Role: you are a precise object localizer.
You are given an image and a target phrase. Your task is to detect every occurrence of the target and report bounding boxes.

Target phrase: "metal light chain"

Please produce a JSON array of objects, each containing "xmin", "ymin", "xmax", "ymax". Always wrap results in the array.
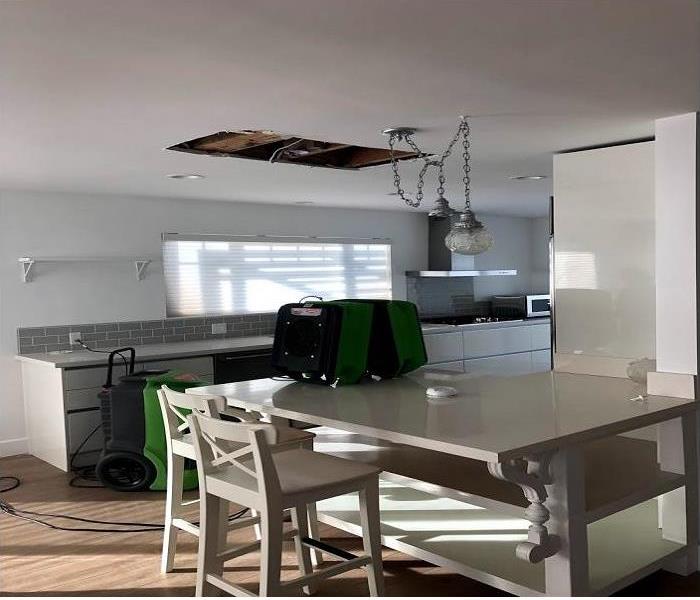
[
  {"xmin": 388, "ymin": 132, "xmax": 422, "ymax": 208},
  {"xmin": 387, "ymin": 118, "xmax": 468, "ymax": 209},
  {"xmin": 461, "ymin": 117, "xmax": 472, "ymax": 211}
]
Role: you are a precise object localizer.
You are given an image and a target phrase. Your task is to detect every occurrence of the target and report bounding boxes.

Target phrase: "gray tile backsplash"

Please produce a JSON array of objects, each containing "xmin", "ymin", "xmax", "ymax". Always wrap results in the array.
[
  {"xmin": 406, "ymin": 276, "xmax": 489, "ymax": 317},
  {"xmin": 17, "ymin": 313, "xmax": 277, "ymax": 354}
]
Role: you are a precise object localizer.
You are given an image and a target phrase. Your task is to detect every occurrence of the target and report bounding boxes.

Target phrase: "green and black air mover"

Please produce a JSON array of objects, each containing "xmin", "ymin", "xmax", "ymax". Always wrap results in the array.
[
  {"xmin": 336, "ymin": 299, "xmax": 427, "ymax": 378},
  {"xmin": 271, "ymin": 299, "xmax": 427, "ymax": 384},
  {"xmin": 95, "ymin": 348, "xmax": 205, "ymax": 492},
  {"xmin": 271, "ymin": 301, "xmax": 374, "ymax": 385}
]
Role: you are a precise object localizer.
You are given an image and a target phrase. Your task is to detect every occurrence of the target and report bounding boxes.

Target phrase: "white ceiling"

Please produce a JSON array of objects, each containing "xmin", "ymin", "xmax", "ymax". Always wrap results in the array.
[{"xmin": 1, "ymin": 0, "xmax": 698, "ymax": 217}]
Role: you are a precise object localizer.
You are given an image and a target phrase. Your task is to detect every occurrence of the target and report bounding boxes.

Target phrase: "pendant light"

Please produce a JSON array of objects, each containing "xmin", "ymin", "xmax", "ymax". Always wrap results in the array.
[
  {"xmin": 444, "ymin": 118, "xmax": 494, "ymax": 255},
  {"xmin": 384, "ymin": 117, "xmax": 493, "ymax": 254}
]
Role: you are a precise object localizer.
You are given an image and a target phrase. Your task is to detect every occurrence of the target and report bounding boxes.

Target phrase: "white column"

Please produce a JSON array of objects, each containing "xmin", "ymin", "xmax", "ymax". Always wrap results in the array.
[
  {"xmin": 650, "ymin": 112, "xmax": 699, "ymax": 567},
  {"xmin": 653, "ymin": 112, "xmax": 698, "ymax": 379}
]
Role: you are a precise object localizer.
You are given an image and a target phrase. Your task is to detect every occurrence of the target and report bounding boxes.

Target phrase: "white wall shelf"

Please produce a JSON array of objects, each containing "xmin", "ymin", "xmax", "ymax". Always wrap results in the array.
[{"xmin": 17, "ymin": 256, "xmax": 160, "ymax": 283}]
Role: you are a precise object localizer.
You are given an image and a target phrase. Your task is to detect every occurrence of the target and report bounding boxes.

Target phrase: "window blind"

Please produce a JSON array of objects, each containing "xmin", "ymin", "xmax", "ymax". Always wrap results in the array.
[{"xmin": 162, "ymin": 234, "xmax": 393, "ymax": 317}]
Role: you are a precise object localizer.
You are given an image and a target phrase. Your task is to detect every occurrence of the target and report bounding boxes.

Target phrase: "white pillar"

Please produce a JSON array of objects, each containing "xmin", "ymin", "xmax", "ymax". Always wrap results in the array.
[
  {"xmin": 650, "ymin": 113, "xmax": 699, "ymax": 565},
  {"xmin": 653, "ymin": 112, "xmax": 699, "ymax": 380}
]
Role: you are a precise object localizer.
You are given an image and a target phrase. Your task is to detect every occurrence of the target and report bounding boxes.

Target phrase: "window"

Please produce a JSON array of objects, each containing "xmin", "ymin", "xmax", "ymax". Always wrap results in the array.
[{"xmin": 162, "ymin": 234, "xmax": 392, "ymax": 317}]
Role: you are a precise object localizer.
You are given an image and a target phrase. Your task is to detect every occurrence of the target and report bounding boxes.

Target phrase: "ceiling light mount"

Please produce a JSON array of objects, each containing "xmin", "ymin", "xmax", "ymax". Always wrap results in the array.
[
  {"xmin": 167, "ymin": 173, "xmax": 205, "ymax": 180},
  {"xmin": 382, "ymin": 127, "xmax": 417, "ymax": 140},
  {"xmin": 509, "ymin": 175, "xmax": 547, "ymax": 181}
]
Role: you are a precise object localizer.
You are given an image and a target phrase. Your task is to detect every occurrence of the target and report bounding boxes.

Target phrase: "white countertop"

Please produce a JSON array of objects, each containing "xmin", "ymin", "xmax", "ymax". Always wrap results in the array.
[
  {"xmin": 420, "ymin": 317, "xmax": 550, "ymax": 335},
  {"xmin": 15, "ymin": 318, "xmax": 548, "ymax": 368},
  {"xmin": 188, "ymin": 369, "xmax": 695, "ymax": 463},
  {"xmin": 15, "ymin": 336, "xmax": 274, "ymax": 368}
]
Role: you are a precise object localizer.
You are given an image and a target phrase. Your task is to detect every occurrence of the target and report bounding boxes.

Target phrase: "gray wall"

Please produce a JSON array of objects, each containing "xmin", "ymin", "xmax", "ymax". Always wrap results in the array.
[
  {"xmin": 409, "ymin": 214, "xmax": 550, "ymax": 315},
  {"xmin": 0, "ymin": 190, "xmax": 428, "ymax": 454},
  {"xmin": 473, "ymin": 214, "xmax": 550, "ymax": 300}
]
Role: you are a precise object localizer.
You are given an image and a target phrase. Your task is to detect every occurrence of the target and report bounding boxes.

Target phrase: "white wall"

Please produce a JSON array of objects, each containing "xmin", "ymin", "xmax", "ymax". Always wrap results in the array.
[
  {"xmin": 0, "ymin": 190, "xmax": 428, "ymax": 454},
  {"xmin": 472, "ymin": 214, "xmax": 550, "ymax": 300},
  {"xmin": 553, "ymin": 142, "xmax": 656, "ymax": 374},
  {"xmin": 655, "ymin": 113, "xmax": 698, "ymax": 375}
]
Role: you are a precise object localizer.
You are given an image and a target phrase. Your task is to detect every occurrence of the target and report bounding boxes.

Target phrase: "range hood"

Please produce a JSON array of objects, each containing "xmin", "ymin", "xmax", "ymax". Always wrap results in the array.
[{"xmin": 405, "ymin": 217, "xmax": 517, "ymax": 278}]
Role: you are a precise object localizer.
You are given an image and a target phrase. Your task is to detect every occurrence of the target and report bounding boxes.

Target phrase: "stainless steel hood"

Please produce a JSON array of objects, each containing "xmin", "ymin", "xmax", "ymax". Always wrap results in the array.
[
  {"xmin": 406, "ymin": 217, "xmax": 517, "ymax": 278},
  {"xmin": 406, "ymin": 269, "xmax": 517, "ymax": 277}
]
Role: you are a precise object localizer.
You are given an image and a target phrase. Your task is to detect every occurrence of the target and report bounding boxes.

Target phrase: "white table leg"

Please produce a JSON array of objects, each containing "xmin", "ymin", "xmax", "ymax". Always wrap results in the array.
[
  {"xmin": 543, "ymin": 447, "xmax": 589, "ymax": 596},
  {"xmin": 681, "ymin": 411, "xmax": 699, "ymax": 573},
  {"xmin": 488, "ymin": 452, "xmax": 560, "ymax": 564},
  {"xmin": 489, "ymin": 447, "xmax": 588, "ymax": 596},
  {"xmin": 665, "ymin": 412, "xmax": 700, "ymax": 575}
]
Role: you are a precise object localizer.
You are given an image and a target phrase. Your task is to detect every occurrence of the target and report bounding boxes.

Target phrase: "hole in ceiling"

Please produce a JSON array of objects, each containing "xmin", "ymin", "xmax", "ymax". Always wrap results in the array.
[{"xmin": 167, "ymin": 129, "xmax": 423, "ymax": 170}]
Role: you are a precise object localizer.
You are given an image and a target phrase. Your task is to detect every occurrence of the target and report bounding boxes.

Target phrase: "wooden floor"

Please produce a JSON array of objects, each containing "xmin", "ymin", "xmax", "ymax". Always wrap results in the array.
[{"xmin": 2, "ymin": 455, "xmax": 700, "ymax": 597}]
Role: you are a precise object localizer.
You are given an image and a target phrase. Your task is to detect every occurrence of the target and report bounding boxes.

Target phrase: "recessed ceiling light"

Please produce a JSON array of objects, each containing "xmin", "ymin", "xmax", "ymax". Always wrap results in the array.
[
  {"xmin": 294, "ymin": 200, "xmax": 315, "ymax": 205},
  {"xmin": 167, "ymin": 173, "xmax": 205, "ymax": 180},
  {"xmin": 509, "ymin": 175, "xmax": 547, "ymax": 181}
]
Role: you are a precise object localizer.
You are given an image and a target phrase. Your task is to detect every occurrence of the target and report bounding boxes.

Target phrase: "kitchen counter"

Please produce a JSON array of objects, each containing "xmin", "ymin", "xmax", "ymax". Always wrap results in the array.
[
  {"xmin": 420, "ymin": 316, "xmax": 550, "ymax": 335},
  {"xmin": 16, "ymin": 319, "xmax": 551, "ymax": 367},
  {"xmin": 15, "ymin": 335, "xmax": 274, "ymax": 368}
]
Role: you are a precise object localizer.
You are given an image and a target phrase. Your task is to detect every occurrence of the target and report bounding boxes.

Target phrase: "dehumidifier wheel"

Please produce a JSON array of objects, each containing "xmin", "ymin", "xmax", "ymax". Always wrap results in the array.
[{"xmin": 95, "ymin": 451, "xmax": 156, "ymax": 492}]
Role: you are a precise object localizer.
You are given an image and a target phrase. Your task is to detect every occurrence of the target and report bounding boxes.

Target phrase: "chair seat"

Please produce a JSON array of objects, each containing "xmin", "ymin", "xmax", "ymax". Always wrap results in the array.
[{"xmin": 209, "ymin": 448, "xmax": 381, "ymax": 504}]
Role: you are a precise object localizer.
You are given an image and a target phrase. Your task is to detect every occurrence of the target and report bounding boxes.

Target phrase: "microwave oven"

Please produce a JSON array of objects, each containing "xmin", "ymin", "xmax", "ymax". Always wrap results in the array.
[{"xmin": 492, "ymin": 294, "xmax": 551, "ymax": 318}]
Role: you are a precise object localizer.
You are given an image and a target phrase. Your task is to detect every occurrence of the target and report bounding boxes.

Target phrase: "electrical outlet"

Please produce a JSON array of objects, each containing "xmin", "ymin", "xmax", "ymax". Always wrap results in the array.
[
  {"xmin": 69, "ymin": 331, "xmax": 82, "ymax": 345},
  {"xmin": 211, "ymin": 323, "xmax": 227, "ymax": 335}
]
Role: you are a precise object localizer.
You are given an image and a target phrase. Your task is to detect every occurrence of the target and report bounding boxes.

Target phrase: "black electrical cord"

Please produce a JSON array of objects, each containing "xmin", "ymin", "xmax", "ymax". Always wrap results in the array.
[
  {"xmin": 0, "ymin": 496, "xmax": 249, "ymax": 533},
  {"xmin": 0, "ymin": 476, "xmax": 20, "ymax": 493},
  {"xmin": 68, "ymin": 424, "xmax": 102, "ymax": 488},
  {"xmin": 76, "ymin": 340, "xmax": 130, "ymax": 375}
]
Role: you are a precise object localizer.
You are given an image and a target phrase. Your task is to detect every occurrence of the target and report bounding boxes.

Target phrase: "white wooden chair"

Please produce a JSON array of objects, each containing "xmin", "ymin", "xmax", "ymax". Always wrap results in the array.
[
  {"xmin": 157, "ymin": 385, "xmax": 316, "ymax": 574},
  {"xmin": 189, "ymin": 412, "xmax": 385, "ymax": 597}
]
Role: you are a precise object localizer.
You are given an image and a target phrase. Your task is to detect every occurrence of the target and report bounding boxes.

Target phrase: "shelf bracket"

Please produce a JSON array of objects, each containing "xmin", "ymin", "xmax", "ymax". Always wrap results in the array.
[
  {"xmin": 488, "ymin": 452, "xmax": 560, "ymax": 563},
  {"xmin": 134, "ymin": 259, "xmax": 151, "ymax": 281},
  {"xmin": 19, "ymin": 257, "xmax": 35, "ymax": 283}
]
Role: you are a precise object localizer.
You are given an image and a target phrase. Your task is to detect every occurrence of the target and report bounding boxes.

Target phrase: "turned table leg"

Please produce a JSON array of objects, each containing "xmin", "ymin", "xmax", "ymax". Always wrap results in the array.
[{"xmin": 488, "ymin": 447, "xmax": 589, "ymax": 596}]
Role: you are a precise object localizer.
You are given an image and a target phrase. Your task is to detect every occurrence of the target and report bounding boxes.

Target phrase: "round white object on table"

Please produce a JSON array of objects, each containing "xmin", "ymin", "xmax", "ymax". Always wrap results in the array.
[{"xmin": 425, "ymin": 386, "xmax": 459, "ymax": 399}]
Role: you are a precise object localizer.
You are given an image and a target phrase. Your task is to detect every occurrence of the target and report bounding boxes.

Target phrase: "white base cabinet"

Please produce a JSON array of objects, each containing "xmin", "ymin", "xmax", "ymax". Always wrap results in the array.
[
  {"xmin": 424, "ymin": 321, "xmax": 551, "ymax": 376},
  {"xmin": 21, "ymin": 356, "xmax": 213, "ymax": 471}
]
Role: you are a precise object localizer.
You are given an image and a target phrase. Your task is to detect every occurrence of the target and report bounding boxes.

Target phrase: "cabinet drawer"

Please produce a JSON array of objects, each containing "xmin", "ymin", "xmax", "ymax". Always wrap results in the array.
[
  {"xmin": 463, "ymin": 352, "xmax": 533, "ymax": 376},
  {"xmin": 66, "ymin": 388, "xmax": 103, "ymax": 411},
  {"xmin": 462, "ymin": 326, "xmax": 531, "ymax": 359},
  {"xmin": 140, "ymin": 356, "xmax": 213, "ymax": 375},
  {"xmin": 427, "ymin": 360, "xmax": 465, "ymax": 373},
  {"xmin": 423, "ymin": 332, "xmax": 464, "ymax": 364},
  {"xmin": 531, "ymin": 349, "xmax": 552, "ymax": 372},
  {"xmin": 63, "ymin": 356, "xmax": 214, "ymax": 390},
  {"xmin": 530, "ymin": 324, "xmax": 551, "ymax": 350},
  {"xmin": 67, "ymin": 409, "xmax": 104, "ymax": 454},
  {"xmin": 64, "ymin": 367, "xmax": 110, "ymax": 390}
]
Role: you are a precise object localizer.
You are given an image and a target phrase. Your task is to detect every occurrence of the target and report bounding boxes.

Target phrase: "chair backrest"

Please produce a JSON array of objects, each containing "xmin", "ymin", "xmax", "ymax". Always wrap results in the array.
[
  {"xmin": 189, "ymin": 413, "xmax": 282, "ymax": 504},
  {"xmin": 157, "ymin": 385, "xmax": 224, "ymax": 447}
]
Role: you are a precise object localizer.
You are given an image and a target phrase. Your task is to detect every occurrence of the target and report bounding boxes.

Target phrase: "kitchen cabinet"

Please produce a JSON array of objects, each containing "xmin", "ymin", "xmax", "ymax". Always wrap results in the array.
[
  {"xmin": 532, "ymin": 349, "xmax": 552, "ymax": 372},
  {"xmin": 529, "ymin": 323, "xmax": 551, "ymax": 350},
  {"xmin": 462, "ymin": 326, "xmax": 531, "ymax": 359},
  {"xmin": 19, "ymin": 355, "xmax": 214, "ymax": 471},
  {"xmin": 463, "ymin": 351, "xmax": 534, "ymax": 376},
  {"xmin": 423, "ymin": 331, "xmax": 464, "ymax": 364},
  {"xmin": 428, "ymin": 360, "xmax": 465, "ymax": 373},
  {"xmin": 423, "ymin": 320, "xmax": 551, "ymax": 376}
]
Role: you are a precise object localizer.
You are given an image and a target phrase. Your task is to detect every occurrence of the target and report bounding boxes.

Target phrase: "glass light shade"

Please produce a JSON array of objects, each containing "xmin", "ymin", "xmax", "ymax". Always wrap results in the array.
[
  {"xmin": 444, "ymin": 210, "xmax": 494, "ymax": 255},
  {"xmin": 428, "ymin": 196, "xmax": 457, "ymax": 219}
]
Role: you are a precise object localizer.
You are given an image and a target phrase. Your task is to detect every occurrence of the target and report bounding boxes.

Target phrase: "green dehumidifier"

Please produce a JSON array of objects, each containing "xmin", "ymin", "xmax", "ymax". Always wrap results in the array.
[{"xmin": 95, "ymin": 347, "xmax": 205, "ymax": 492}]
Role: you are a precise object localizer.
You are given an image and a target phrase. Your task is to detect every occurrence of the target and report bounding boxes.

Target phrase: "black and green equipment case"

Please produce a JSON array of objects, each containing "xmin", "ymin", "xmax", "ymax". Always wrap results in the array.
[
  {"xmin": 336, "ymin": 299, "xmax": 427, "ymax": 378},
  {"xmin": 271, "ymin": 301, "xmax": 373, "ymax": 385},
  {"xmin": 271, "ymin": 299, "xmax": 426, "ymax": 385}
]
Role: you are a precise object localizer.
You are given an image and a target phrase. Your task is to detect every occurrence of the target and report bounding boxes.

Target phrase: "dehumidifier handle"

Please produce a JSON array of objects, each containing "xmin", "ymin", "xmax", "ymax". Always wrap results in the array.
[{"xmin": 104, "ymin": 347, "xmax": 136, "ymax": 388}]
